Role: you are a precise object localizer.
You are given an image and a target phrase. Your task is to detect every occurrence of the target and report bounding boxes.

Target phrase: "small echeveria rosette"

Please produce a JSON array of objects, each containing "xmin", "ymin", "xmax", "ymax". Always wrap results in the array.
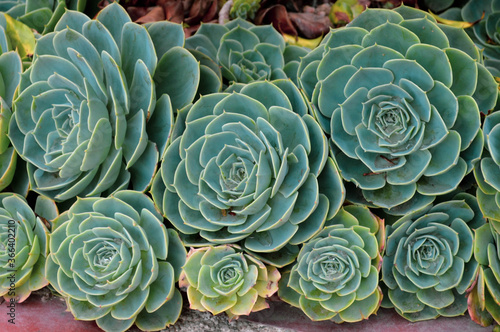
[
  {"xmin": 45, "ymin": 190, "xmax": 187, "ymax": 332},
  {"xmin": 185, "ymin": 18, "xmax": 291, "ymax": 85},
  {"xmin": 298, "ymin": 6, "xmax": 498, "ymax": 215},
  {"xmin": 468, "ymin": 222, "xmax": 500, "ymax": 327},
  {"xmin": 0, "ymin": 193, "xmax": 53, "ymax": 303},
  {"xmin": 9, "ymin": 3, "xmax": 199, "ymax": 202},
  {"xmin": 278, "ymin": 205, "xmax": 384, "ymax": 323},
  {"xmin": 381, "ymin": 193, "xmax": 484, "ymax": 322},
  {"xmin": 151, "ymin": 80, "xmax": 345, "ymax": 267},
  {"xmin": 0, "ymin": 0, "xmax": 86, "ymax": 34},
  {"xmin": 475, "ymin": 111, "xmax": 500, "ymax": 233},
  {"xmin": 179, "ymin": 245, "xmax": 280, "ymax": 319}
]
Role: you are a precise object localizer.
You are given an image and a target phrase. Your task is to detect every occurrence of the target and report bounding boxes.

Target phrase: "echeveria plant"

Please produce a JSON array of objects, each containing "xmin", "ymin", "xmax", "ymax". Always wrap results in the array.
[
  {"xmin": 0, "ymin": 0, "xmax": 87, "ymax": 34},
  {"xmin": 0, "ymin": 50, "xmax": 21, "ymax": 192},
  {"xmin": 9, "ymin": 3, "xmax": 199, "ymax": 202},
  {"xmin": 278, "ymin": 205, "xmax": 384, "ymax": 322},
  {"xmin": 299, "ymin": 6, "xmax": 498, "ymax": 215},
  {"xmin": 179, "ymin": 245, "xmax": 280, "ymax": 319},
  {"xmin": 185, "ymin": 18, "xmax": 288, "ymax": 84},
  {"xmin": 468, "ymin": 222, "xmax": 500, "ymax": 327},
  {"xmin": 0, "ymin": 12, "xmax": 36, "ymax": 193},
  {"xmin": 46, "ymin": 190, "xmax": 186, "ymax": 332},
  {"xmin": 230, "ymin": 0, "xmax": 261, "ymax": 20},
  {"xmin": 0, "ymin": 193, "xmax": 53, "ymax": 303},
  {"xmin": 151, "ymin": 80, "xmax": 345, "ymax": 267},
  {"xmin": 381, "ymin": 193, "xmax": 484, "ymax": 321},
  {"xmin": 475, "ymin": 111, "xmax": 500, "ymax": 232}
]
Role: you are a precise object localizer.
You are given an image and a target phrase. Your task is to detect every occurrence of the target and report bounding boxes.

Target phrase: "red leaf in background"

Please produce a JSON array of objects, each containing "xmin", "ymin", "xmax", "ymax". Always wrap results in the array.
[
  {"xmin": 288, "ymin": 12, "xmax": 331, "ymax": 39},
  {"xmin": 255, "ymin": 4, "xmax": 298, "ymax": 36},
  {"xmin": 159, "ymin": 0, "xmax": 185, "ymax": 23},
  {"xmin": 134, "ymin": 6, "xmax": 165, "ymax": 23},
  {"xmin": 185, "ymin": 0, "xmax": 218, "ymax": 25}
]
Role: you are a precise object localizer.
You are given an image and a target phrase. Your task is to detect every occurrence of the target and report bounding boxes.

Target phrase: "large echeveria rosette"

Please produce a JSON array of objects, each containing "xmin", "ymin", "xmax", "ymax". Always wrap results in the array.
[
  {"xmin": 278, "ymin": 205, "xmax": 384, "ymax": 323},
  {"xmin": 8, "ymin": 3, "xmax": 199, "ymax": 202},
  {"xmin": 467, "ymin": 222, "xmax": 500, "ymax": 327},
  {"xmin": 179, "ymin": 245, "xmax": 280, "ymax": 319},
  {"xmin": 46, "ymin": 190, "xmax": 187, "ymax": 332},
  {"xmin": 298, "ymin": 6, "xmax": 498, "ymax": 215},
  {"xmin": 381, "ymin": 193, "xmax": 484, "ymax": 321},
  {"xmin": 0, "ymin": 193, "xmax": 53, "ymax": 303},
  {"xmin": 151, "ymin": 80, "xmax": 345, "ymax": 267},
  {"xmin": 185, "ymin": 18, "xmax": 289, "ymax": 85}
]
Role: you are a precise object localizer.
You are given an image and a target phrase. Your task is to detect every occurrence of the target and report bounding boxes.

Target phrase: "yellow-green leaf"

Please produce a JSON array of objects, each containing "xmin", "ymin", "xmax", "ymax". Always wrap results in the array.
[
  {"xmin": 428, "ymin": 10, "xmax": 483, "ymax": 29},
  {"xmin": 4, "ymin": 14, "xmax": 36, "ymax": 59}
]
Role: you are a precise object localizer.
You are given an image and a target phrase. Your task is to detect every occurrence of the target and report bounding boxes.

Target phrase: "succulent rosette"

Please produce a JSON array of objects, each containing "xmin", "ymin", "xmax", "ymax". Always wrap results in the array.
[
  {"xmin": 468, "ymin": 222, "xmax": 500, "ymax": 327},
  {"xmin": 278, "ymin": 205, "xmax": 384, "ymax": 322},
  {"xmin": 185, "ymin": 18, "xmax": 288, "ymax": 85},
  {"xmin": 151, "ymin": 80, "xmax": 345, "ymax": 267},
  {"xmin": 381, "ymin": 193, "xmax": 484, "ymax": 321},
  {"xmin": 0, "ymin": 12, "xmax": 36, "ymax": 193},
  {"xmin": 179, "ymin": 245, "xmax": 280, "ymax": 319},
  {"xmin": 0, "ymin": 193, "xmax": 53, "ymax": 303},
  {"xmin": 8, "ymin": 3, "xmax": 199, "ymax": 202},
  {"xmin": 475, "ymin": 111, "xmax": 500, "ymax": 232},
  {"xmin": 46, "ymin": 190, "xmax": 186, "ymax": 332},
  {"xmin": 0, "ymin": 52, "xmax": 21, "ymax": 192},
  {"xmin": 0, "ymin": 0, "xmax": 87, "ymax": 34},
  {"xmin": 298, "ymin": 6, "xmax": 498, "ymax": 215},
  {"xmin": 230, "ymin": 0, "xmax": 261, "ymax": 20}
]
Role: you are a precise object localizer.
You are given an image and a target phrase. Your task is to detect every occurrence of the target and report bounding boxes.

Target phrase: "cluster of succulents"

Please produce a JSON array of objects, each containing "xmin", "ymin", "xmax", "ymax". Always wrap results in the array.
[{"xmin": 2, "ymin": 1, "xmax": 500, "ymax": 331}]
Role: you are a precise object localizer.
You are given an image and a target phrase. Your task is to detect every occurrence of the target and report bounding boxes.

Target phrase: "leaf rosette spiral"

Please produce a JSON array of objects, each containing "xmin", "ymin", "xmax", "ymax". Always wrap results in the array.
[
  {"xmin": 0, "ymin": 193, "xmax": 52, "ymax": 303},
  {"xmin": 298, "ymin": 6, "xmax": 498, "ymax": 215},
  {"xmin": 151, "ymin": 80, "xmax": 345, "ymax": 267},
  {"xmin": 46, "ymin": 190, "xmax": 187, "ymax": 332},
  {"xmin": 8, "ymin": 3, "xmax": 199, "ymax": 202},
  {"xmin": 278, "ymin": 205, "xmax": 384, "ymax": 323},
  {"xmin": 179, "ymin": 245, "xmax": 280, "ymax": 319},
  {"xmin": 381, "ymin": 193, "xmax": 484, "ymax": 321}
]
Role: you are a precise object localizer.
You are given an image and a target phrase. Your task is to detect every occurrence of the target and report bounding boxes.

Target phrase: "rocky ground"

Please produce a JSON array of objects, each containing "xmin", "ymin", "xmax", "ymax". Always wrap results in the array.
[{"xmin": 164, "ymin": 294, "xmax": 293, "ymax": 332}]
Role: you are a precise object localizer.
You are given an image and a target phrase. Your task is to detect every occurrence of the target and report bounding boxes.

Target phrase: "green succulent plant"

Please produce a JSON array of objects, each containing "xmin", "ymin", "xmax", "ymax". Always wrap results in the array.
[
  {"xmin": 381, "ymin": 193, "xmax": 484, "ymax": 321},
  {"xmin": 179, "ymin": 245, "xmax": 280, "ymax": 319},
  {"xmin": 230, "ymin": 0, "xmax": 261, "ymax": 20},
  {"xmin": 46, "ymin": 190, "xmax": 186, "ymax": 332},
  {"xmin": 440, "ymin": 0, "xmax": 500, "ymax": 76},
  {"xmin": 475, "ymin": 111, "xmax": 500, "ymax": 231},
  {"xmin": 0, "ymin": 12, "xmax": 37, "ymax": 193},
  {"xmin": 185, "ymin": 18, "xmax": 289, "ymax": 85},
  {"xmin": 298, "ymin": 6, "xmax": 498, "ymax": 215},
  {"xmin": 8, "ymin": 3, "xmax": 199, "ymax": 202},
  {"xmin": 0, "ymin": 193, "xmax": 54, "ymax": 303},
  {"xmin": 278, "ymin": 205, "xmax": 384, "ymax": 322},
  {"xmin": 151, "ymin": 80, "xmax": 345, "ymax": 267},
  {"xmin": 0, "ymin": 0, "xmax": 88, "ymax": 34},
  {"xmin": 467, "ymin": 222, "xmax": 500, "ymax": 327}
]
